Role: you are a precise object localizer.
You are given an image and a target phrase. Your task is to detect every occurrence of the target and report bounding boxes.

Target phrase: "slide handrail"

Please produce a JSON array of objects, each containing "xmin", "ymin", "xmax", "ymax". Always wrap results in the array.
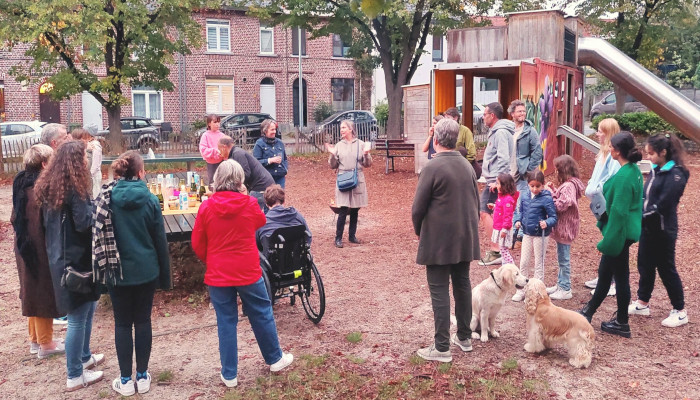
[
  {"xmin": 557, "ymin": 125, "xmax": 600, "ymax": 154},
  {"xmin": 578, "ymin": 37, "xmax": 700, "ymax": 143}
]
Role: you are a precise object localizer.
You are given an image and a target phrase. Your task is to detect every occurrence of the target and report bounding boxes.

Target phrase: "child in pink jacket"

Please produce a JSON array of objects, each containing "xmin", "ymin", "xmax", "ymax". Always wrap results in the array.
[
  {"xmin": 490, "ymin": 173, "xmax": 519, "ymax": 265},
  {"xmin": 199, "ymin": 115, "xmax": 226, "ymax": 183},
  {"xmin": 545, "ymin": 155, "xmax": 585, "ymax": 300}
]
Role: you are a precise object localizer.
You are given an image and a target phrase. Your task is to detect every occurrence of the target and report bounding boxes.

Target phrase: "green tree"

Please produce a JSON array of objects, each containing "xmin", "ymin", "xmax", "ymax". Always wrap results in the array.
[
  {"xmin": 0, "ymin": 0, "xmax": 210, "ymax": 152},
  {"xmin": 246, "ymin": 0, "xmax": 492, "ymax": 139},
  {"xmin": 577, "ymin": 0, "xmax": 699, "ymax": 114}
]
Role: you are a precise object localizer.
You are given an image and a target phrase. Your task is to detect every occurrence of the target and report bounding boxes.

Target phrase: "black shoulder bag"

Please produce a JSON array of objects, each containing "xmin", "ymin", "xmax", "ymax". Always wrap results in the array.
[
  {"xmin": 60, "ymin": 209, "xmax": 95, "ymax": 294},
  {"xmin": 336, "ymin": 141, "xmax": 360, "ymax": 192}
]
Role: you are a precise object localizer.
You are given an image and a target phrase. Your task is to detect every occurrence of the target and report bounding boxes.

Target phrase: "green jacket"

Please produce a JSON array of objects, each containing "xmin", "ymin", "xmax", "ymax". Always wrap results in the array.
[
  {"xmin": 110, "ymin": 179, "xmax": 171, "ymax": 288},
  {"xmin": 596, "ymin": 162, "xmax": 643, "ymax": 256},
  {"xmin": 456, "ymin": 125, "xmax": 477, "ymax": 162}
]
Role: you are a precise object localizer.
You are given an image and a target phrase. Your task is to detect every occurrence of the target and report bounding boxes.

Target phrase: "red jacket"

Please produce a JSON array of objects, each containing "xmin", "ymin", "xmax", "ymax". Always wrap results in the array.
[{"xmin": 192, "ymin": 191, "xmax": 266, "ymax": 287}]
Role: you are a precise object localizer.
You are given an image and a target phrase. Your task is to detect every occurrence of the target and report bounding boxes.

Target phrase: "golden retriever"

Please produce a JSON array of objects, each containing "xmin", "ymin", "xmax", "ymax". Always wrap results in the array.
[
  {"xmin": 470, "ymin": 263, "xmax": 529, "ymax": 342},
  {"xmin": 524, "ymin": 279, "xmax": 595, "ymax": 368}
]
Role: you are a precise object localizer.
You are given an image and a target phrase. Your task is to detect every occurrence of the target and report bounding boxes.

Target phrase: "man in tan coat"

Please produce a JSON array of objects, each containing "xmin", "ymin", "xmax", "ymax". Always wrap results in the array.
[{"xmin": 412, "ymin": 118, "xmax": 480, "ymax": 362}]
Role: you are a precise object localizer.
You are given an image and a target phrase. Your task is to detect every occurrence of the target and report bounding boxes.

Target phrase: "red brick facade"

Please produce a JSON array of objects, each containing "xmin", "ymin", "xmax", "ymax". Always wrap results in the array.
[{"xmin": 0, "ymin": 10, "xmax": 364, "ymax": 132}]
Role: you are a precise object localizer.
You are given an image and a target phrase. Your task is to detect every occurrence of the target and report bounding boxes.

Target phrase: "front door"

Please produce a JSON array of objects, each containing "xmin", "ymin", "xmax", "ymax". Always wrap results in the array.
[
  {"xmin": 82, "ymin": 91, "xmax": 103, "ymax": 131},
  {"xmin": 292, "ymin": 78, "xmax": 307, "ymax": 127},
  {"xmin": 260, "ymin": 78, "xmax": 276, "ymax": 119},
  {"xmin": 39, "ymin": 82, "xmax": 61, "ymax": 123}
]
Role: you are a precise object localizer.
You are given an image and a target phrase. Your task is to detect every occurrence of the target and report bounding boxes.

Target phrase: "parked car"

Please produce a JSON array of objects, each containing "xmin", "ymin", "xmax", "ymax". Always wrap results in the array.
[
  {"xmin": 96, "ymin": 117, "xmax": 160, "ymax": 154},
  {"xmin": 590, "ymin": 93, "xmax": 647, "ymax": 119},
  {"xmin": 315, "ymin": 110, "xmax": 378, "ymax": 143},
  {"xmin": 456, "ymin": 103, "xmax": 487, "ymax": 135},
  {"xmin": 1, "ymin": 121, "xmax": 47, "ymax": 158},
  {"xmin": 194, "ymin": 113, "xmax": 276, "ymax": 144}
]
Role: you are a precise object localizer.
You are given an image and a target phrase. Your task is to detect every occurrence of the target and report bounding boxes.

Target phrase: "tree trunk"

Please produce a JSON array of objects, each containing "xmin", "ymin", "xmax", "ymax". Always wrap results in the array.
[
  {"xmin": 614, "ymin": 84, "xmax": 627, "ymax": 115},
  {"xmin": 106, "ymin": 105, "xmax": 123, "ymax": 155},
  {"xmin": 385, "ymin": 83, "xmax": 403, "ymax": 139}
]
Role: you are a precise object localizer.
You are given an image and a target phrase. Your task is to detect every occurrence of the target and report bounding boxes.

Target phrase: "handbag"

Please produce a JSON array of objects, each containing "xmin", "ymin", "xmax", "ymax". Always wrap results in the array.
[
  {"xmin": 59, "ymin": 210, "xmax": 94, "ymax": 294},
  {"xmin": 589, "ymin": 190, "xmax": 607, "ymax": 221},
  {"xmin": 336, "ymin": 142, "xmax": 360, "ymax": 192}
]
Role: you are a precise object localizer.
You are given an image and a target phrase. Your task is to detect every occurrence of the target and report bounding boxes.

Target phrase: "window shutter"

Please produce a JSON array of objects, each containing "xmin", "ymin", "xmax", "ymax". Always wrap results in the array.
[
  {"xmin": 221, "ymin": 86, "xmax": 234, "ymax": 113},
  {"xmin": 206, "ymin": 85, "xmax": 220, "ymax": 113},
  {"xmin": 220, "ymin": 26, "xmax": 230, "ymax": 51},
  {"xmin": 207, "ymin": 27, "xmax": 217, "ymax": 50}
]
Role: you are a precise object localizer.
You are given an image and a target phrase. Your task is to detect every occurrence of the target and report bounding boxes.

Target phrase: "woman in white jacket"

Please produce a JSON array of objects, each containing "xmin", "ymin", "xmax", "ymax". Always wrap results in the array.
[{"xmin": 72, "ymin": 128, "xmax": 103, "ymax": 198}]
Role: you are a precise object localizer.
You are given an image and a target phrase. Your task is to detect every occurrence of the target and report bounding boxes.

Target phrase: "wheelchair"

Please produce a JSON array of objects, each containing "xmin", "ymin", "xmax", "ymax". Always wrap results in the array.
[{"xmin": 259, "ymin": 225, "xmax": 326, "ymax": 324}]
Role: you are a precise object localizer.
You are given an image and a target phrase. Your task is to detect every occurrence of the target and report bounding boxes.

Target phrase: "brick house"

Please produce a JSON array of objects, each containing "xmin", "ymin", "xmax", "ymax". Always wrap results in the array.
[{"xmin": 0, "ymin": 9, "xmax": 364, "ymax": 132}]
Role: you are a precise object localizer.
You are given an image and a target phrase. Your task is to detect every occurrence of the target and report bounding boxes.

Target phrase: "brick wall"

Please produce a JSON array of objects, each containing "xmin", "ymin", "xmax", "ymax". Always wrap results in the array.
[{"xmin": 0, "ymin": 10, "xmax": 367, "ymax": 133}]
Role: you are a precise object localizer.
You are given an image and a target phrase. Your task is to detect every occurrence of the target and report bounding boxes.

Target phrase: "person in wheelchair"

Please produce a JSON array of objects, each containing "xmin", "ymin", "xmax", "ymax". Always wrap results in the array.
[
  {"xmin": 191, "ymin": 160, "xmax": 293, "ymax": 388},
  {"xmin": 256, "ymin": 184, "xmax": 311, "ymax": 257}
]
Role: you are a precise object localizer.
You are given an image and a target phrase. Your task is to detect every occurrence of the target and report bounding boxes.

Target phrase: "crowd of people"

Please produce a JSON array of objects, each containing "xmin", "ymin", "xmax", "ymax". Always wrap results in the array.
[
  {"xmin": 10, "ymin": 102, "xmax": 691, "ymax": 393},
  {"xmin": 413, "ymin": 100, "xmax": 689, "ymax": 361}
]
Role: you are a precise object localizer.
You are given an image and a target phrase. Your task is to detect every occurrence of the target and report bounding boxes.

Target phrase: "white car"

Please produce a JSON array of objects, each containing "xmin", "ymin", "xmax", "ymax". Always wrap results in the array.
[{"xmin": 1, "ymin": 121, "xmax": 47, "ymax": 158}]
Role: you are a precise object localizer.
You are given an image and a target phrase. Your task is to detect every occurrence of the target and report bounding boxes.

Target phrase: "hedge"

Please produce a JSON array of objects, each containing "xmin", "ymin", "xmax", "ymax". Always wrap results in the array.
[{"xmin": 591, "ymin": 112, "xmax": 677, "ymax": 136}]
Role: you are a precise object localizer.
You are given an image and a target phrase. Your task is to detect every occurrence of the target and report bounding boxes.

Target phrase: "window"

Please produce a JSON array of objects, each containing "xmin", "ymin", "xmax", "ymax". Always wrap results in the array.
[
  {"xmin": 121, "ymin": 120, "xmax": 132, "ymax": 130},
  {"xmin": 134, "ymin": 119, "xmax": 151, "ymax": 129},
  {"xmin": 222, "ymin": 114, "xmax": 245, "ymax": 129},
  {"xmin": 206, "ymin": 78, "xmax": 235, "ymax": 115},
  {"xmin": 331, "ymin": 78, "xmax": 354, "ymax": 111},
  {"xmin": 479, "ymin": 78, "xmax": 498, "ymax": 91},
  {"xmin": 564, "ymin": 28, "xmax": 576, "ymax": 64},
  {"xmin": 332, "ymin": 34, "xmax": 350, "ymax": 57},
  {"xmin": 247, "ymin": 114, "xmax": 266, "ymax": 124},
  {"xmin": 207, "ymin": 20, "xmax": 230, "ymax": 52},
  {"xmin": 260, "ymin": 25, "xmax": 274, "ymax": 54},
  {"xmin": 291, "ymin": 28, "xmax": 306, "ymax": 56},
  {"xmin": 0, "ymin": 81, "xmax": 5, "ymax": 122},
  {"xmin": 132, "ymin": 87, "xmax": 163, "ymax": 121},
  {"xmin": 432, "ymin": 35, "xmax": 443, "ymax": 62}
]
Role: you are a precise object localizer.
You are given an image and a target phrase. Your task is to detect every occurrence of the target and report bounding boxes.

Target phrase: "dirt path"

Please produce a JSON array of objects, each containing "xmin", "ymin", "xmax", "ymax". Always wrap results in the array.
[{"xmin": 0, "ymin": 153, "xmax": 698, "ymax": 399}]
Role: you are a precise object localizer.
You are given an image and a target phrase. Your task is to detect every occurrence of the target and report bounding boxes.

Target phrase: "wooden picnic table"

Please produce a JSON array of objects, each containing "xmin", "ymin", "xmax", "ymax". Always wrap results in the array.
[{"xmin": 146, "ymin": 171, "xmax": 200, "ymax": 242}]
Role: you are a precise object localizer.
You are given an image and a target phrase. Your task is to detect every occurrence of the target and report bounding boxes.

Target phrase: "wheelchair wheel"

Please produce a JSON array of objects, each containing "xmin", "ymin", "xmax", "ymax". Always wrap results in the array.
[
  {"xmin": 301, "ymin": 262, "xmax": 325, "ymax": 324},
  {"xmin": 262, "ymin": 268, "xmax": 274, "ymax": 305}
]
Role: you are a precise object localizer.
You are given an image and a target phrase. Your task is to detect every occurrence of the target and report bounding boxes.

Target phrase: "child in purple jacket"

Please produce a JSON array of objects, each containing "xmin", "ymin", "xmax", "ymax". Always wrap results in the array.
[{"xmin": 545, "ymin": 155, "xmax": 585, "ymax": 300}]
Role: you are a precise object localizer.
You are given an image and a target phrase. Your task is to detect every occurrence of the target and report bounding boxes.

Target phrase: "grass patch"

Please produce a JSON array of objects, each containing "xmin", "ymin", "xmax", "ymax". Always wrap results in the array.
[
  {"xmin": 156, "ymin": 369, "xmax": 174, "ymax": 383},
  {"xmin": 346, "ymin": 331, "xmax": 363, "ymax": 343},
  {"xmin": 501, "ymin": 357, "xmax": 518, "ymax": 373},
  {"xmin": 408, "ymin": 354, "xmax": 426, "ymax": 365},
  {"xmin": 97, "ymin": 389, "xmax": 110, "ymax": 398},
  {"xmin": 299, "ymin": 354, "xmax": 329, "ymax": 368},
  {"xmin": 347, "ymin": 355, "xmax": 366, "ymax": 364},
  {"xmin": 437, "ymin": 362, "xmax": 452, "ymax": 373},
  {"xmin": 523, "ymin": 378, "xmax": 549, "ymax": 393},
  {"xmin": 473, "ymin": 376, "xmax": 521, "ymax": 399}
]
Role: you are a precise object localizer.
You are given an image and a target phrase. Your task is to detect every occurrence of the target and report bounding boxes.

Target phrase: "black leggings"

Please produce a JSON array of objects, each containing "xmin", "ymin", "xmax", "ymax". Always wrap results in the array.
[
  {"xmin": 637, "ymin": 230, "xmax": 684, "ymax": 310},
  {"xmin": 336, "ymin": 207, "xmax": 359, "ymax": 239},
  {"xmin": 588, "ymin": 241, "xmax": 633, "ymax": 324},
  {"xmin": 109, "ymin": 279, "xmax": 157, "ymax": 377}
]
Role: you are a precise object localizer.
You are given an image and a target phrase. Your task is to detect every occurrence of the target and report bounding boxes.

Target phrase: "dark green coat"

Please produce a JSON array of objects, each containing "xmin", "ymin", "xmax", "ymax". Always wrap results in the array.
[
  {"xmin": 412, "ymin": 151, "xmax": 480, "ymax": 265},
  {"xmin": 111, "ymin": 179, "xmax": 171, "ymax": 289},
  {"xmin": 597, "ymin": 162, "xmax": 643, "ymax": 256}
]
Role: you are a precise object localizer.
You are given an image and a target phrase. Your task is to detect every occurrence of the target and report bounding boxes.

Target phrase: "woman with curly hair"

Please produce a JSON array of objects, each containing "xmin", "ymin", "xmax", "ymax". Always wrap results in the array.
[{"xmin": 35, "ymin": 140, "xmax": 104, "ymax": 391}]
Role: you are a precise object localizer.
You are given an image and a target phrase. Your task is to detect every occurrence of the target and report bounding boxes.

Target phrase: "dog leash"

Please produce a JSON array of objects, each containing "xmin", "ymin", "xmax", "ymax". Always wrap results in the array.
[{"xmin": 490, "ymin": 271, "xmax": 502, "ymax": 290}]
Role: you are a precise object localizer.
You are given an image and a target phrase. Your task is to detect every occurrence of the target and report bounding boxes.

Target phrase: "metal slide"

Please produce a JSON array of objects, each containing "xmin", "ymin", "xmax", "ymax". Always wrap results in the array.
[
  {"xmin": 578, "ymin": 37, "xmax": 700, "ymax": 142},
  {"xmin": 557, "ymin": 125, "xmax": 600, "ymax": 153}
]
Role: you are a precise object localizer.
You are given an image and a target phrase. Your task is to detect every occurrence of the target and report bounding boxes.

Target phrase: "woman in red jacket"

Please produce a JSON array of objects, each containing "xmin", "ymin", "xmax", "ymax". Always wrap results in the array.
[{"xmin": 192, "ymin": 159, "xmax": 293, "ymax": 388}]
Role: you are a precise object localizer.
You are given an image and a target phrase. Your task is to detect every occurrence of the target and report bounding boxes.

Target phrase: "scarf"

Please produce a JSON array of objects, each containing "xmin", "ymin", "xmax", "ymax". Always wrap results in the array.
[
  {"xmin": 264, "ymin": 136, "xmax": 277, "ymax": 145},
  {"xmin": 11, "ymin": 169, "xmax": 41, "ymax": 279},
  {"xmin": 92, "ymin": 180, "xmax": 121, "ymax": 285}
]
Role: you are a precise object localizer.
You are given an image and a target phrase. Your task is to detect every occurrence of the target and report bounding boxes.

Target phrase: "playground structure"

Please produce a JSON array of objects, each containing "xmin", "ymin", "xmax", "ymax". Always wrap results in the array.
[{"xmin": 403, "ymin": 9, "xmax": 700, "ymax": 174}]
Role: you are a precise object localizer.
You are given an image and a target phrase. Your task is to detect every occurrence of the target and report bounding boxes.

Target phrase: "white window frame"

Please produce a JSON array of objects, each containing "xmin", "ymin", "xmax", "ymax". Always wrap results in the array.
[
  {"xmin": 131, "ymin": 88, "xmax": 163, "ymax": 123},
  {"xmin": 259, "ymin": 25, "xmax": 274, "ymax": 55},
  {"xmin": 206, "ymin": 19, "xmax": 231, "ymax": 53},
  {"xmin": 205, "ymin": 78, "xmax": 235, "ymax": 115}
]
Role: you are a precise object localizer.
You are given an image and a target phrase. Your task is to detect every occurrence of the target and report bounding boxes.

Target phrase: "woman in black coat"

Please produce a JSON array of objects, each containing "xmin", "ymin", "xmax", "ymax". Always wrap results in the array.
[
  {"xmin": 35, "ymin": 140, "xmax": 104, "ymax": 391},
  {"xmin": 12, "ymin": 144, "xmax": 63, "ymax": 358}
]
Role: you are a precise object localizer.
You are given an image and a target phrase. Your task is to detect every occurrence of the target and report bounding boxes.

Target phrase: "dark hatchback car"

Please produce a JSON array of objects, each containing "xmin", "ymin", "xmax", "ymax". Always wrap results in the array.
[
  {"xmin": 96, "ymin": 117, "xmax": 161, "ymax": 153},
  {"xmin": 195, "ymin": 113, "xmax": 278, "ymax": 144},
  {"xmin": 316, "ymin": 110, "xmax": 378, "ymax": 143}
]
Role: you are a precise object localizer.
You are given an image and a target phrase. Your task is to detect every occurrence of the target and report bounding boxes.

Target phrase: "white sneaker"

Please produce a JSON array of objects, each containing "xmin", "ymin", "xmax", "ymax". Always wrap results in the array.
[
  {"xmin": 270, "ymin": 352, "xmax": 294, "ymax": 372},
  {"xmin": 590, "ymin": 284, "xmax": 616, "ymax": 297},
  {"xmin": 450, "ymin": 333, "xmax": 473, "ymax": 352},
  {"xmin": 628, "ymin": 300, "xmax": 651, "ymax": 316},
  {"xmin": 546, "ymin": 285, "xmax": 559, "ymax": 294},
  {"xmin": 584, "ymin": 277, "xmax": 598, "ymax": 289},
  {"xmin": 30, "ymin": 342, "xmax": 40, "ymax": 354},
  {"xmin": 53, "ymin": 317, "xmax": 68, "ymax": 325},
  {"xmin": 82, "ymin": 353, "xmax": 105, "ymax": 369},
  {"xmin": 416, "ymin": 344, "xmax": 452, "ymax": 362},
  {"xmin": 37, "ymin": 342, "xmax": 65, "ymax": 359},
  {"xmin": 220, "ymin": 373, "xmax": 238, "ymax": 388},
  {"xmin": 550, "ymin": 288, "xmax": 572, "ymax": 300},
  {"xmin": 112, "ymin": 377, "xmax": 135, "ymax": 396},
  {"xmin": 136, "ymin": 372, "xmax": 152, "ymax": 393},
  {"xmin": 511, "ymin": 289, "xmax": 525, "ymax": 302},
  {"xmin": 66, "ymin": 369, "xmax": 103, "ymax": 391},
  {"xmin": 661, "ymin": 309, "xmax": 688, "ymax": 328}
]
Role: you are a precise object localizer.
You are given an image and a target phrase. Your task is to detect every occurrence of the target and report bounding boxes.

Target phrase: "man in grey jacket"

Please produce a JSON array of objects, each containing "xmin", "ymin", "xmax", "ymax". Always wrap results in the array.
[
  {"xmin": 412, "ymin": 118, "xmax": 480, "ymax": 363},
  {"xmin": 508, "ymin": 100, "xmax": 543, "ymax": 243},
  {"xmin": 479, "ymin": 102, "xmax": 515, "ymax": 266}
]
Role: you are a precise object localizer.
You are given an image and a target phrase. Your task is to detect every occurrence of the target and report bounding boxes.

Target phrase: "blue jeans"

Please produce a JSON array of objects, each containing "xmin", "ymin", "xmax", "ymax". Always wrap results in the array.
[
  {"xmin": 556, "ymin": 242, "xmax": 572, "ymax": 291},
  {"xmin": 65, "ymin": 301, "xmax": 97, "ymax": 379},
  {"xmin": 209, "ymin": 278, "xmax": 283, "ymax": 380},
  {"xmin": 274, "ymin": 175, "xmax": 286, "ymax": 188},
  {"xmin": 513, "ymin": 179, "xmax": 529, "ymax": 237}
]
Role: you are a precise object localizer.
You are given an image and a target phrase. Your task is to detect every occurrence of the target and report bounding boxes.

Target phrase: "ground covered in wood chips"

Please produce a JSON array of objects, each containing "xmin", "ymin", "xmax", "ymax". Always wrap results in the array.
[{"xmin": 0, "ymin": 150, "xmax": 698, "ymax": 399}]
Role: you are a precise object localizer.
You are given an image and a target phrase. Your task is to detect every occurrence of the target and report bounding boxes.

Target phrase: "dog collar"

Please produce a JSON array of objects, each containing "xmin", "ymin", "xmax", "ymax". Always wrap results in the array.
[{"xmin": 490, "ymin": 271, "xmax": 502, "ymax": 290}]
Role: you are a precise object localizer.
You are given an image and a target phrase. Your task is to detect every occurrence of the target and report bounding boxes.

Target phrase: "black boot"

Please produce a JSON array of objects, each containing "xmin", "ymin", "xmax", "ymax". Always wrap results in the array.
[
  {"xmin": 335, "ymin": 237, "xmax": 344, "ymax": 248},
  {"xmin": 577, "ymin": 303, "xmax": 593, "ymax": 323},
  {"xmin": 601, "ymin": 317, "xmax": 631, "ymax": 338},
  {"xmin": 348, "ymin": 236, "xmax": 361, "ymax": 244}
]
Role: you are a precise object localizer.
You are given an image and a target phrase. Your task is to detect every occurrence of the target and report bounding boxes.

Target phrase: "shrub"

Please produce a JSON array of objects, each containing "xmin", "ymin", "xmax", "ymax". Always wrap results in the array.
[
  {"xmin": 314, "ymin": 101, "xmax": 334, "ymax": 123},
  {"xmin": 374, "ymin": 101, "xmax": 389, "ymax": 125},
  {"xmin": 591, "ymin": 112, "xmax": 677, "ymax": 136},
  {"xmin": 191, "ymin": 118, "xmax": 207, "ymax": 131}
]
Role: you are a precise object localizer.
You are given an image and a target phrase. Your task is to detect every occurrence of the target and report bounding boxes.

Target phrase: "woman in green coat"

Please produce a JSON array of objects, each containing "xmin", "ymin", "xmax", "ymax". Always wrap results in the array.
[{"xmin": 579, "ymin": 132, "xmax": 643, "ymax": 338}]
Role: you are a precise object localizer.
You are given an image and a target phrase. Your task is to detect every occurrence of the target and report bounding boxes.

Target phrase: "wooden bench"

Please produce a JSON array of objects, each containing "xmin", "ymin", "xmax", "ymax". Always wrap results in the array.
[
  {"xmin": 103, "ymin": 153, "xmax": 202, "ymax": 180},
  {"xmin": 375, "ymin": 139, "xmax": 415, "ymax": 174}
]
